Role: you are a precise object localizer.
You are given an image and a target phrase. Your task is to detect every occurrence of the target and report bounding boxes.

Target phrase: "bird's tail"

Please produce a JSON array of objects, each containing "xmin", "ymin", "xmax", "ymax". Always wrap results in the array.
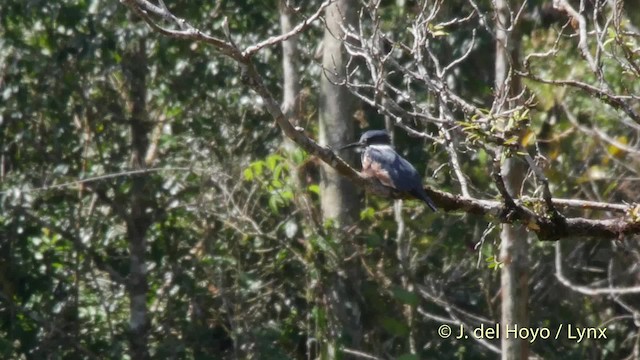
[{"xmin": 412, "ymin": 188, "xmax": 437, "ymax": 212}]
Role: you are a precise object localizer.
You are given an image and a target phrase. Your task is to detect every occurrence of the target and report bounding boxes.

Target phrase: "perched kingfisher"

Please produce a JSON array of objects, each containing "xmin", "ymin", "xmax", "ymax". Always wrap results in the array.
[{"xmin": 340, "ymin": 129, "xmax": 437, "ymax": 211}]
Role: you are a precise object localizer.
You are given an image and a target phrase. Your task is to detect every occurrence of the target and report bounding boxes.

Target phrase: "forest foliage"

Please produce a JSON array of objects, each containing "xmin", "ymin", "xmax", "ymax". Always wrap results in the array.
[{"xmin": 1, "ymin": 0, "xmax": 640, "ymax": 359}]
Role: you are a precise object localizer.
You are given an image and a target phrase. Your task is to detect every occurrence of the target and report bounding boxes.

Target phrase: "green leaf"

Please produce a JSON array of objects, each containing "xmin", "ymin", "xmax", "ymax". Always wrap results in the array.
[
  {"xmin": 486, "ymin": 255, "xmax": 503, "ymax": 270},
  {"xmin": 291, "ymin": 148, "xmax": 306, "ymax": 164},
  {"xmin": 273, "ymin": 163, "xmax": 284, "ymax": 181},
  {"xmin": 275, "ymin": 249, "xmax": 288, "ymax": 264},
  {"xmin": 307, "ymin": 184, "xmax": 320, "ymax": 195},
  {"xmin": 428, "ymin": 24, "xmax": 448, "ymax": 37},
  {"xmin": 266, "ymin": 154, "xmax": 282, "ymax": 171},
  {"xmin": 503, "ymin": 136, "xmax": 519, "ymax": 145},
  {"xmin": 477, "ymin": 149, "xmax": 488, "ymax": 164},
  {"xmin": 281, "ymin": 190, "xmax": 294, "ymax": 201},
  {"xmin": 268, "ymin": 196, "xmax": 282, "ymax": 213},
  {"xmin": 391, "ymin": 287, "xmax": 418, "ymax": 306},
  {"xmin": 359, "ymin": 207, "xmax": 375, "ymax": 221},
  {"xmin": 243, "ymin": 167, "xmax": 253, "ymax": 181}
]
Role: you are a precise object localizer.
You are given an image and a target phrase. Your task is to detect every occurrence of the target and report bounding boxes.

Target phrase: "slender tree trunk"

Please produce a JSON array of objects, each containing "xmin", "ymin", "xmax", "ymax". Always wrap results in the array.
[
  {"xmin": 122, "ymin": 38, "xmax": 152, "ymax": 360},
  {"xmin": 280, "ymin": 1, "xmax": 300, "ymax": 130},
  {"xmin": 279, "ymin": 1, "xmax": 306, "ymax": 193},
  {"xmin": 319, "ymin": 0, "xmax": 363, "ymax": 357},
  {"xmin": 319, "ymin": 0, "xmax": 360, "ymax": 224},
  {"xmin": 494, "ymin": 1, "xmax": 529, "ymax": 360}
]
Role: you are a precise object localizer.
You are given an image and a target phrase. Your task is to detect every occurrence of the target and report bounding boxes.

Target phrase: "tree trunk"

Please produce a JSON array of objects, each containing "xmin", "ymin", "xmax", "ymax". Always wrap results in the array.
[
  {"xmin": 319, "ymin": 0, "xmax": 360, "ymax": 225},
  {"xmin": 279, "ymin": 1, "xmax": 300, "ymax": 131},
  {"xmin": 122, "ymin": 38, "xmax": 152, "ymax": 360},
  {"xmin": 494, "ymin": 1, "xmax": 529, "ymax": 360},
  {"xmin": 319, "ymin": 0, "xmax": 363, "ymax": 357}
]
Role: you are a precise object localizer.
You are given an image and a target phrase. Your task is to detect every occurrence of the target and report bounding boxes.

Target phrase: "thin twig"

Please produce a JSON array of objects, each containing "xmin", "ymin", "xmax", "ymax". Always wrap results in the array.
[{"xmin": 555, "ymin": 241, "xmax": 640, "ymax": 294}]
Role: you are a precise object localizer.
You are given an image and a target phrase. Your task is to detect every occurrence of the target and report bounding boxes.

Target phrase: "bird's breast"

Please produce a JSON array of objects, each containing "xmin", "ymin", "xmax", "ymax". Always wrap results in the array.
[{"xmin": 361, "ymin": 149, "xmax": 395, "ymax": 189}]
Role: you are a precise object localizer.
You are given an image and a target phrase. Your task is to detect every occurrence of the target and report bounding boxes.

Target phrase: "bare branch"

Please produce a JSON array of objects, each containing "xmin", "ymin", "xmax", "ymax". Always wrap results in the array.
[
  {"xmin": 519, "ymin": 71, "xmax": 640, "ymax": 124},
  {"xmin": 521, "ymin": 196, "xmax": 629, "ymax": 213},
  {"xmin": 442, "ymin": 118, "xmax": 471, "ymax": 198},
  {"xmin": 442, "ymin": 29, "xmax": 477, "ymax": 76},
  {"xmin": 243, "ymin": 0, "xmax": 332, "ymax": 58},
  {"xmin": 0, "ymin": 167, "xmax": 210, "ymax": 196},
  {"xmin": 120, "ymin": 0, "xmax": 243, "ymax": 59},
  {"xmin": 341, "ymin": 348, "xmax": 383, "ymax": 360},
  {"xmin": 555, "ymin": 241, "xmax": 640, "ymax": 294},
  {"xmin": 553, "ymin": 0, "xmax": 601, "ymax": 78},
  {"xmin": 517, "ymin": 144, "xmax": 559, "ymax": 214}
]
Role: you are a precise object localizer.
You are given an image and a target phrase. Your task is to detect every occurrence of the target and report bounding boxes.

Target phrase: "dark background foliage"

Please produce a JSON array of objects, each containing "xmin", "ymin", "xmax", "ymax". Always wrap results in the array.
[{"xmin": 1, "ymin": 0, "xmax": 639, "ymax": 359}]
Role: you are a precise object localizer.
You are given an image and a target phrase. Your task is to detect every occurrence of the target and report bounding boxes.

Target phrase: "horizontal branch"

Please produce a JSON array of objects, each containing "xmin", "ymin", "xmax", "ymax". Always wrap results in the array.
[
  {"xmin": 521, "ymin": 196, "xmax": 629, "ymax": 213},
  {"xmin": 427, "ymin": 187, "xmax": 638, "ymax": 241}
]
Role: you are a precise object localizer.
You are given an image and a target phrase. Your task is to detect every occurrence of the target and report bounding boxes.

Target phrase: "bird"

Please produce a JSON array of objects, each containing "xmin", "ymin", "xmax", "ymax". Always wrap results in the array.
[{"xmin": 340, "ymin": 129, "xmax": 437, "ymax": 211}]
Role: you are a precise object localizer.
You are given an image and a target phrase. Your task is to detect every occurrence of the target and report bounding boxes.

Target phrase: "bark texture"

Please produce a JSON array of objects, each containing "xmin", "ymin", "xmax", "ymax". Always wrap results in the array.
[
  {"xmin": 122, "ymin": 38, "xmax": 152, "ymax": 360},
  {"xmin": 494, "ymin": 1, "xmax": 529, "ymax": 359},
  {"xmin": 319, "ymin": 0, "xmax": 363, "ymax": 357}
]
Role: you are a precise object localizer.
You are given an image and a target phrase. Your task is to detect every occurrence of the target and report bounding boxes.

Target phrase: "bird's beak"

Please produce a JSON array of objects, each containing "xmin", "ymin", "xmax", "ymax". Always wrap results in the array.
[{"xmin": 338, "ymin": 141, "xmax": 363, "ymax": 151}]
